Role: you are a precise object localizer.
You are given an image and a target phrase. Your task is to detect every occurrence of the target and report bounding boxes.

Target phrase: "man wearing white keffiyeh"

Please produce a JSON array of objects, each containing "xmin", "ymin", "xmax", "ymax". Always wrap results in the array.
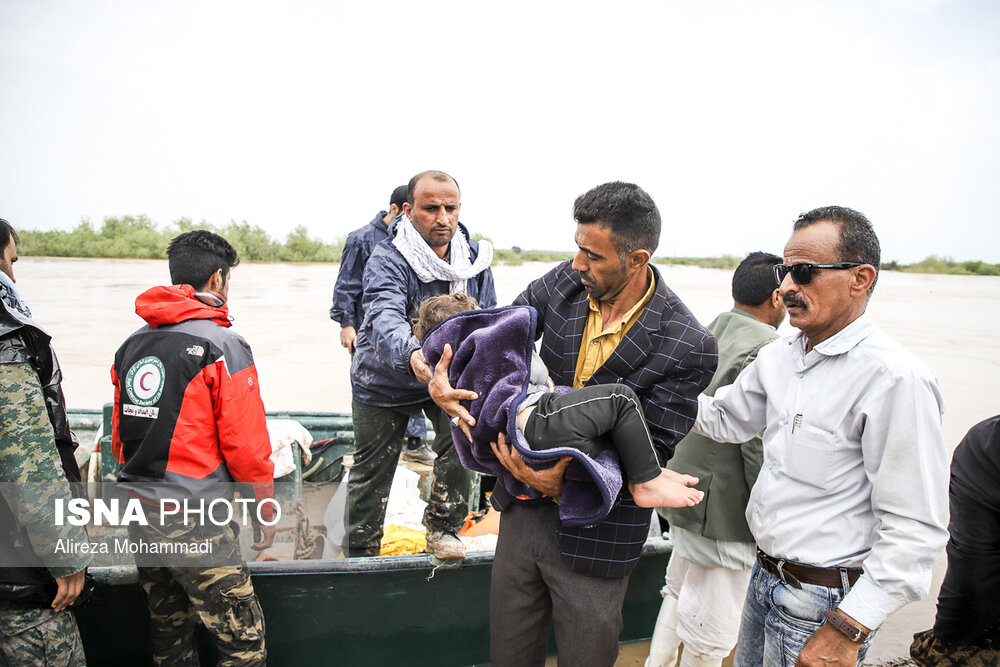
[
  {"xmin": 346, "ymin": 171, "xmax": 497, "ymax": 561},
  {"xmin": 392, "ymin": 201, "xmax": 493, "ymax": 296}
]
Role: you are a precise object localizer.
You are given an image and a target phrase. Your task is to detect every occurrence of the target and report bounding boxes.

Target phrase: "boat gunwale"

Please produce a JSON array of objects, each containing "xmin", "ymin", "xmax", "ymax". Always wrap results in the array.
[{"xmin": 87, "ymin": 537, "xmax": 672, "ymax": 583}]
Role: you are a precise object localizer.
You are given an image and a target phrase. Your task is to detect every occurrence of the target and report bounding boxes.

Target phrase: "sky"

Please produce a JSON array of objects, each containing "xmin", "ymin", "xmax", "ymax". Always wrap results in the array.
[{"xmin": 1, "ymin": 0, "xmax": 998, "ymax": 263}]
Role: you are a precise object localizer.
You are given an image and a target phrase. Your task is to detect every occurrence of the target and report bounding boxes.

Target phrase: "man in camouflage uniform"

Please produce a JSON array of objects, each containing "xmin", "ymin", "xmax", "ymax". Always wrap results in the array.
[
  {"xmin": 111, "ymin": 230, "xmax": 275, "ymax": 666},
  {"xmin": 1, "ymin": 218, "xmax": 91, "ymax": 665},
  {"xmin": 126, "ymin": 507, "xmax": 266, "ymax": 665}
]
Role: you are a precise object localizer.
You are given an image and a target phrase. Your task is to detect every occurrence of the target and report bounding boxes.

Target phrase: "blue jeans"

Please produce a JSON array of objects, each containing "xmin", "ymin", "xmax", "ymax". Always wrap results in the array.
[{"xmin": 733, "ymin": 562, "xmax": 876, "ymax": 667}]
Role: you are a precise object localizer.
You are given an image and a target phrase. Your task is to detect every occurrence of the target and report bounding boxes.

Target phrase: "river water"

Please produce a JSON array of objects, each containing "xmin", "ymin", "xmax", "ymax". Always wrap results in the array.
[{"xmin": 14, "ymin": 257, "xmax": 1000, "ymax": 661}]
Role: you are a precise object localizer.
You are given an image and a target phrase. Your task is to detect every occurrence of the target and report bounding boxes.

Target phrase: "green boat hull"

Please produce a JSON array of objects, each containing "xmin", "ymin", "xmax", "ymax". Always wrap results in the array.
[
  {"xmin": 67, "ymin": 408, "xmax": 672, "ymax": 665},
  {"xmin": 75, "ymin": 543, "xmax": 670, "ymax": 666}
]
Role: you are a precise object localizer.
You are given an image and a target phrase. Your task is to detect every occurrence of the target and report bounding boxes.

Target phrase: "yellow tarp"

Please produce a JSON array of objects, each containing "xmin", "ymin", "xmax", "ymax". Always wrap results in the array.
[{"xmin": 378, "ymin": 524, "xmax": 427, "ymax": 556}]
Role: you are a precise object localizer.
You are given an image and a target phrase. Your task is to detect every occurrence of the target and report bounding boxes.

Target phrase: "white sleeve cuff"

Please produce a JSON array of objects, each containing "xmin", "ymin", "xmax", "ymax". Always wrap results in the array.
[{"xmin": 837, "ymin": 575, "xmax": 900, "ymax": 630}]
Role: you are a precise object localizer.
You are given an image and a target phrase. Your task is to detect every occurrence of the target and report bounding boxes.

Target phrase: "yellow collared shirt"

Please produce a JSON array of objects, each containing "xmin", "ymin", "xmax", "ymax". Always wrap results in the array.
[{"xmin": 573, "ymin": 267, "xmax": 656, "ymax": 387}]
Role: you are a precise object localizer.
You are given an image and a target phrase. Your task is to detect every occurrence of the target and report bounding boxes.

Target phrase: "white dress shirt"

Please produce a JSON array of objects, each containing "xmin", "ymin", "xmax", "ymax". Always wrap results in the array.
[{"xmin": 695, "ymin": 313, "xmax": 949, "ymax": 629}]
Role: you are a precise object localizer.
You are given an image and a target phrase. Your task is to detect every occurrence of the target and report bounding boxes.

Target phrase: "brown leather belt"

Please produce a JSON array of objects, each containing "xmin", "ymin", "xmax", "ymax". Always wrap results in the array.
[{"xmin": 756, "ymin": 549, "xmax": 862, "ymax": 589}]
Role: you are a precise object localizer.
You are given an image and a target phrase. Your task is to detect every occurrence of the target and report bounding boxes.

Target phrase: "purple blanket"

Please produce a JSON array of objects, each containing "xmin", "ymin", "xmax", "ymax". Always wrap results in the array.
[{"xmin": 422, "ymin": 305, "xmax": 622, "ymax": 527}]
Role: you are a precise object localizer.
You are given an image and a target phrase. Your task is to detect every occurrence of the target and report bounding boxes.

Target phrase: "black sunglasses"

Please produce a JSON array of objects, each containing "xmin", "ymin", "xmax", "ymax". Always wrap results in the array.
[{"xmin": 774, "ymin": 262, "xmax": 863, "ymax": 285}]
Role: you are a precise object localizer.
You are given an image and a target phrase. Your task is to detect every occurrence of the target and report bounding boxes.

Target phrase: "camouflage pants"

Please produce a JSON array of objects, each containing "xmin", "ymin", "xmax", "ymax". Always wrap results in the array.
[
  {"xmin": 0, "ymin": 607, "xmax": 85, "ymax": 667},
  {"xmin": 130, "ymin": 519, "xmax": 265, "ymax": 666},
  {"xmin": 346, "ymin": 399, "xmax": 472, "ymax": 557},
  {"xmin": 911, "ymin": 628, "xmax": 1000, "ymax": 666}
]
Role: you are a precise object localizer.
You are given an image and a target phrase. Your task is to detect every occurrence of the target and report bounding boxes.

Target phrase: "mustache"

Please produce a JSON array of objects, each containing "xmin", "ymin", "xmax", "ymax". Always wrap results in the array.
[{"xmin": 782, "ymin": 294, "xmax": 807, "ymax": 309}]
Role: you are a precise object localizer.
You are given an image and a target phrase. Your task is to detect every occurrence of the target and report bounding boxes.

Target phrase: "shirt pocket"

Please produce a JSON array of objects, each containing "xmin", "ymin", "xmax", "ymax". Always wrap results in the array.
[{"xmin": 785, "ymin": 425, "xmax": 837, "ymax": 490}]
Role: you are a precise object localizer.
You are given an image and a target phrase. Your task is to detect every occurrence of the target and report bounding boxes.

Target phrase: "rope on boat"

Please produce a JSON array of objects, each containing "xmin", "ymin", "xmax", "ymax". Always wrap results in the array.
[
  {"xmin": 293, "ymin": 500, "xmax": 325, "ymax": 560},
  {"xmin": 425, "ymin": 555, "xmax": 462, "ymax": 580}
]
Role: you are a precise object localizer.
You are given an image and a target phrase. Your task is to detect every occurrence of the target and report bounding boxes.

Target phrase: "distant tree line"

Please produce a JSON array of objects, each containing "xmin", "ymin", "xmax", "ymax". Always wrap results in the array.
[
  {"xmin": 882, "ymin": 257, "xmax": 1000, "ymax": 276},
  {"xmin": 17, "ymin": 215, "xmax": 342, "ymax": 263},
  {"xmin": 15, "ymin": 215, "xmax": 1000, "ymax": 275},
  {"xmin": 17, "ymin": 216, "xmax": 570, "ymax": 265}
]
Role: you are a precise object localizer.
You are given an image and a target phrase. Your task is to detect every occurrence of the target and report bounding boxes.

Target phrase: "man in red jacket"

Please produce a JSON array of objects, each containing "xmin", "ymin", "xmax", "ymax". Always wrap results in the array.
[{"xmin": 111, "ymin": 230, "xmax": 276, "ymax": 666}]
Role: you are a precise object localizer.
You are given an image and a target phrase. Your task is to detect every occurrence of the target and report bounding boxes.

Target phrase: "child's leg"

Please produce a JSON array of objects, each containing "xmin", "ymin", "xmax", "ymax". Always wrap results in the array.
[
  {"xmin": 522, "ymin": 383, "xmax": 662, "ymax": 482},
  {"xmin": 521, "ymin": 384, "xmax": 702, "ymax": 508}
]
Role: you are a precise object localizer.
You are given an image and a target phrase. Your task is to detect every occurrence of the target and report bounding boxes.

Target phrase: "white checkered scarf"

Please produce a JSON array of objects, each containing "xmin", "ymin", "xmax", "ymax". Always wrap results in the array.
[{"xmin": 391, "ymin": 214, "xmax": 493, "ymax": 294}]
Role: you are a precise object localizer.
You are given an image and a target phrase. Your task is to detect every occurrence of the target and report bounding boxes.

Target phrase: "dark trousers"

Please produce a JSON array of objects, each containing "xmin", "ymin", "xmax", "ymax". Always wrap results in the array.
[
  {"xmin": 490, "ymin": 501, "xmax": 629, "ymax": 667},
  {"xmin": 933, "ymin": 483, "xmax": 1000, "ymax": 644},
  {"xmin": 522, "ymin": 383, "xmax": 661, "ymax": 483},
  {"xmin": 346, "ymin": 398, "xmax": 472, "ymax": 557}
]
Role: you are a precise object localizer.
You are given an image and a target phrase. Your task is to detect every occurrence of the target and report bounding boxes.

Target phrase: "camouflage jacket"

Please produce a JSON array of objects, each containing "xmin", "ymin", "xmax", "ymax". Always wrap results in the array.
[
  {"xmin": 0, "ymin": 302, "xmax": 89, "ymax": 603},
  {"xmin": 0, "ymin": 302, "xmax": 79, "ymax": 483}
]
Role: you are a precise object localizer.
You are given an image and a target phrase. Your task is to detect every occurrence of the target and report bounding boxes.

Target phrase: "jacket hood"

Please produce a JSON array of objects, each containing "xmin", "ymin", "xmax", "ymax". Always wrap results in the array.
[{"xmin": 135, "ymin": 285, "xmax": 231, "ymax": 328}]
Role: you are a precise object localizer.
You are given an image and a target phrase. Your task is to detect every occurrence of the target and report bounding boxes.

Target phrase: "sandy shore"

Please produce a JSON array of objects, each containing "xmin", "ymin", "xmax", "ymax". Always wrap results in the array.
[{"xmin": 15, "ymin": 258, "xmax": 1000, "ymax": 662}]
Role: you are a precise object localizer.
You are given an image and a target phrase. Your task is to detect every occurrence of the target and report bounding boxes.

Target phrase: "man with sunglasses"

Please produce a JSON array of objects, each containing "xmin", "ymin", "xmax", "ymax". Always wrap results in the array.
[
  {"xmin": 647, "ymin": 252, "xmax": 786, "ymax": 667},
  {"xmin": 694, "ymin": 206, "xmax": 949, "ymax": 666}
]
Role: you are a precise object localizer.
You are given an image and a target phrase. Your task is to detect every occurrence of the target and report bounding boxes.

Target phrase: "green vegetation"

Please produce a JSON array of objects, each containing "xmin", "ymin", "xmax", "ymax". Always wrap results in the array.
[
  {"xmin": 16, "ymin": 216, "xmax": 1000, "ymax": 275},
  {"xmin": 492, "ymin": 248, "xmax": 574, "ymax": 265},
  {"xmin": 883, "ymin": 256, "xmax": 1000, "ymax": 276},
  {"xmin": 652, "ymin": 255, "xmax": 744, "ymax": 270},
  {"xmin": 17, "ymin": 216, "xmax": 344, "ymax": 263}
]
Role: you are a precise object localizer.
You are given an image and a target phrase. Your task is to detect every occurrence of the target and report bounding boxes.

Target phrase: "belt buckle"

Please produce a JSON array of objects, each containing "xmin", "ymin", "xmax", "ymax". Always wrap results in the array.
[{"xmin": 776, "ymin": 560, "xmax": 803, "ymax": 590}]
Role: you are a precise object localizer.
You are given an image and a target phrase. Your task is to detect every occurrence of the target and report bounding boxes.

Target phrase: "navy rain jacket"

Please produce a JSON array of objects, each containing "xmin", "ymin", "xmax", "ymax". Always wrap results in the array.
[
  {"xmin": 350, "ymin": 221, "xmax": 497, "ymax": 406},
  {"xmin": 329, "ymin": 211, "xmax": 390, "ymax": 327}
]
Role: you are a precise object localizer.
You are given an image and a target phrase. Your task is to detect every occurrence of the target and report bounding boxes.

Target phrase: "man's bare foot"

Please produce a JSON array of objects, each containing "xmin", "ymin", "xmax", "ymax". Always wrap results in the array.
[{"xmin": 628, "ymin": 469, "xmax": 703, "ymax": 508}]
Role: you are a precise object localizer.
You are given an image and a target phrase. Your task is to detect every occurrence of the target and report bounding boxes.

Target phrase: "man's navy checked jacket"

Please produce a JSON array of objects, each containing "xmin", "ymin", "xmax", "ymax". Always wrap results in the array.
[{"xmin": 492, "ymin": 260, "xmax": 717, "ymax": 578}]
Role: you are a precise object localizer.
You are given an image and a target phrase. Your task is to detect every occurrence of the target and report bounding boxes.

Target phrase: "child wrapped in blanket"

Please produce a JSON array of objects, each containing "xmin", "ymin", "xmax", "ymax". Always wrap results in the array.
[{"xmin": 413, "ymin": 293, "xmax": 704, "ymax": 509}]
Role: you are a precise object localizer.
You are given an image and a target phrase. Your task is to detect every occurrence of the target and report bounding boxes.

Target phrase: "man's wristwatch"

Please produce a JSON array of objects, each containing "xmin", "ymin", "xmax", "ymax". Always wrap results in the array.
[{"xmin": 823, "ymin": 609, "xmax": 870, "ymax": 643}]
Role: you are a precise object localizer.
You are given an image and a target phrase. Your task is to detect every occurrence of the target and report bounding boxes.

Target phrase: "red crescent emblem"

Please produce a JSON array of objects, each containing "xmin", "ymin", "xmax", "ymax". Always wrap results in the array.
[{"xmin": 139, "ymin": 371, "xmax": 154, "ymax": 391}]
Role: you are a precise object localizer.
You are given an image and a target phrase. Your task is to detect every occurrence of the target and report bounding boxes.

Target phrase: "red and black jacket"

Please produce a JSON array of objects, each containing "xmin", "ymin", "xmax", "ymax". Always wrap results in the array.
[{"xmin": 110, "ymin": 285, "xmax": 274, "ymax": 518}]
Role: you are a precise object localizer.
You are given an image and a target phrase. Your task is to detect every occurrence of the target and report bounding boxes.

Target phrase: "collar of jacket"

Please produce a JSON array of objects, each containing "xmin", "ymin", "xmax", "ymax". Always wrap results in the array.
[
  {"xmin": 135, "ymin": 284, "xmax": 232, "ymax": 329},
  {"xmin": 559, "ymin": 265, "xmax": 665, "ymax": 385}
]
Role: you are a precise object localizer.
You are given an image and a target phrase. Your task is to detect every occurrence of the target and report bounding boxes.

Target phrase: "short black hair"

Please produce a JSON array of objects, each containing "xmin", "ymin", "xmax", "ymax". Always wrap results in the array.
[
  {"xmin": 0, "ymin": 218, "xmax": 18, "ymax": 249},
  {"xmin": 406, "ymin": 171, "xmax": 460, "ymax": 206},
  {"xmin": 732, "ymin": 251, "xmax": 782, "ymax": 306},
  {"xmin": 793, "ymin": 205, "xmax": 881, "ymax": 294},
  {"xmin": 573, "ymin": 182, "xmax": 661, "ymax": 258},
  {"xmin": 166, "ymin": 230, "xmax": 239, "ymax": 289},
  {"xmin": 389, "ymin": 185, "xmax": 409, "ymax": 210}
]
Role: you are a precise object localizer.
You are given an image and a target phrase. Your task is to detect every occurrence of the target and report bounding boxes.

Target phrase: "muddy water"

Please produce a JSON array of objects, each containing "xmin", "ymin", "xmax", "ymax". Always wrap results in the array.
[{"xmin": 15, "ymin": 257, "xmax": 1000, "ymax": 661}]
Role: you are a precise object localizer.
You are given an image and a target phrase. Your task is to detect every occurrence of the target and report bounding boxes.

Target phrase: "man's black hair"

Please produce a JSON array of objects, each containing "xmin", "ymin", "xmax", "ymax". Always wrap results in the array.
[
  {"xmin": 573, "ymin": 182, "xmax": 661, "ymax": 258},
  {"xmin": 166, "ymin": 230, "xmax": 239, "ymax": 289},
  {"xmin": 0, "ymin": 218, "xmax": 18, "ymax": 249},
  {"xmin": 406, "ymin": 171, "xmax": 460, "ymax": 206},
  {"xmin": 793, "ymin": 205, "xmax": 881, "ymax": 294},
  {"xmin": 732, "ymin": 251, "xmax": 783, "ymax": 306},
  {"xmin": 389, "ymin": 185, "xmax": 409, "ymax": 210}
]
